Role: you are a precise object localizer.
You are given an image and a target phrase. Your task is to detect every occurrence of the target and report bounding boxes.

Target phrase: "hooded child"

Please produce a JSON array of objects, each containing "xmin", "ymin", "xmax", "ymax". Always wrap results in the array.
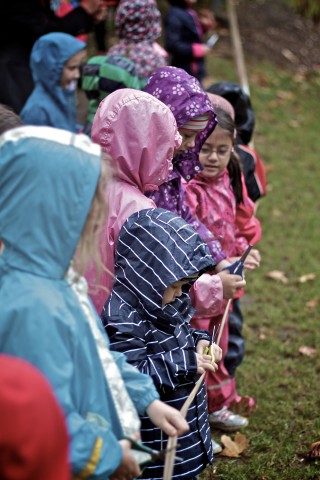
[
  {"xmin": 185, "ymin": 106, "xmax": 261, "ymax": 438},
  {"xmin": 20, "ymin": 32, "xmax": 86, "ymax": 132},
  {"xmin": 0, "ymin": 125, "xmax": 188, "ymax": 478},
  {"xmin": 107, "ymin": 0, "xmax": 167, "ymax": 85},
  {"xmin": 103, "ymin": 207, "xmax": 223, "ymax": 480},
  {"xmin": 86, "ymin": 88, "xmax": 181, "ymax": 315}
]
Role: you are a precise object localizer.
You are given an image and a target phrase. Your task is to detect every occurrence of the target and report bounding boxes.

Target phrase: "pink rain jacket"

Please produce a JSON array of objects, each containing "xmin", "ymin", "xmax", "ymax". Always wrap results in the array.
[
  {"xmin": 86, "ymin": 89, "xmax": 181, "ymax": 314},
  {"xmin": 185, "ymin": 168, "xmax": 261, "ymax": 259},
  {"xmin": 185, "ymin": 168, "xmax": 261, "ymax": 307}
]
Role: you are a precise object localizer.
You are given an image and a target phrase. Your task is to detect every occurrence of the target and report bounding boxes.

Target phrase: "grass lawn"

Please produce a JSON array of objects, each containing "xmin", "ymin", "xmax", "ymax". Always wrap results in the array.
[{"xmin": 200, "ymin": 55, "xmax": 320, "ymax": 479}]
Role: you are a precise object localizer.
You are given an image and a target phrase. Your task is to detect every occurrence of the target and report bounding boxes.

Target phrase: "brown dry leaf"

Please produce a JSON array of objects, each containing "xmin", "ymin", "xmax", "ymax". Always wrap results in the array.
[
  {"xmin": 309, "ymin": 441, "xmax": 320, "ymax": 458},
  {"xmin": 265, "ymin": 270, "xmax": 289, "ymax": 284},
  {"xmin": 299, "ymin": 345, "xmax": 317, "ymax": 357},
  {"xmin": 289, "ymin": 120, "xmax": 299, "ymax": 128},
  {"xmin": 220, "ymin": 432, "xmax": 249, "ymax": 458},
  {"xmin": 276, "ymin": 89, "xmax": 295, "ymax": 100},
  {"xmin": 272, "ymin": 208, "xmax": 282, "ymax": 217},
  {"xmin": 306, "ymin": 297, "xmax": 318, "ymax": 309},
  {"xmin": 299, "ymin": 273, "xmax": 316, "ymax": 283}
]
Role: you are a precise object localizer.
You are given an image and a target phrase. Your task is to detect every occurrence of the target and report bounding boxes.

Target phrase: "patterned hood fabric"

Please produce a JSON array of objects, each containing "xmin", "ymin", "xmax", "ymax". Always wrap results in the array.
[
  {"xmin": 115, "ymin": 0, "xmax": 161, "ymax": 42},
  {"xmin": 144, "ymin": 66, "xmax": 217, "ymax": 180},
  {"xmin": 107, "ymin": 0, "xmax": 166, "ymax": 82},
  {"xmin": 110, "ymin": 208, "xmax": 215, "ymax": 325}
]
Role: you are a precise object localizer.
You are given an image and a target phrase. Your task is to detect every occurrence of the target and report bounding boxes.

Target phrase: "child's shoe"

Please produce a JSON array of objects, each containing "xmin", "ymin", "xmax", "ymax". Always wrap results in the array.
[
  {"xmin": 229, "ymin": 395, "xmax": 257, "ymax": 417},
  {"xmin": 211, "ymin": 439, "xmax": 222, "ymax": 454},
  {"xmin": 208, "ymin": 406, "xmax": 248, "ymax": 432}
]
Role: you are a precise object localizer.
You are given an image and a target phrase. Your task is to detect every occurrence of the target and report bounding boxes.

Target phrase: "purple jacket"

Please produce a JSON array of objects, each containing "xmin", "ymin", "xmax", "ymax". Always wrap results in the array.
[{"xmin": 144, "ymin": 66, "xmax": 226, "ymax": 264}]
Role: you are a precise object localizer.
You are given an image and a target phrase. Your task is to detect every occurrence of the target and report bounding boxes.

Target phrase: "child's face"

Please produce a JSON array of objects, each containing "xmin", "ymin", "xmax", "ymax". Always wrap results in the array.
[
  {"xmin": 199, "ymin": 125, "xmax": 232, "ymax": 178},
  {"xmin": 162, "ymin": 279, "xmax": 190, "ymax": 306},
  {"xmin": 60, "ymin": 50, "xmax": 86, "ymax": 90},
  {"xmin": 175, "ymin": 127, "xmax": 199, "ymax": 155}
]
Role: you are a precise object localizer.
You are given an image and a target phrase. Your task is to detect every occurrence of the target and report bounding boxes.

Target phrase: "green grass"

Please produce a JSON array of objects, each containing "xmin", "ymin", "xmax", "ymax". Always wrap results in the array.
[{"xmin": 200, "ymin": 54, "xmax": 320, "ymax": 479}]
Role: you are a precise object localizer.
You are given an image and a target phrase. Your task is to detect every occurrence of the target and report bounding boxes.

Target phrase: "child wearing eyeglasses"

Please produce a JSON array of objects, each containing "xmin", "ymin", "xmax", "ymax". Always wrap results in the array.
[{"xmin": 184, "ymin": 105, "xmax": 261, "ymax": 449}]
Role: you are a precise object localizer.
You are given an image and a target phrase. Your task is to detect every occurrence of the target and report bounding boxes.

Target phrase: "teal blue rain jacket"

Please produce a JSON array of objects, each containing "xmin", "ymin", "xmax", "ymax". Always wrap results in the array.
[
  {"xmin": 0, "ymin": 126, "xmax": 159, "ymax": 478},
  {"xmin": 20, "ymin": 32, "xmax": 85, "ymax": 132}
]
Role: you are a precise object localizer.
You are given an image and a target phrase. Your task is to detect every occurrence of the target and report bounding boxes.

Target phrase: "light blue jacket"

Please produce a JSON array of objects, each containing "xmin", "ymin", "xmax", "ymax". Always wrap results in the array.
[
  {"xmin": 0, "ymin": 126, "xmax": 159, "ymax": 478},
  {"xmin": 20, "ymin": 32, "xmax": 85, "ymax": 132}
]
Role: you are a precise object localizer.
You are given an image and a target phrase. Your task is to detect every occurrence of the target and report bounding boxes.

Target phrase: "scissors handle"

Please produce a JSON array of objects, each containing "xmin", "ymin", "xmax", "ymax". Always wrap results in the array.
[{"xmin": 222, "ymin": 244, "xmax": 253, "ymax": 278}]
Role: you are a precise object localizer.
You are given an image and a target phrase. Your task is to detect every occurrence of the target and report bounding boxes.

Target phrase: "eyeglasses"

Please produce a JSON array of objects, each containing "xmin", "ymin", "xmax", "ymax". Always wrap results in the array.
[{"xmin": 199, "ymin": 145, "xmax": 232, "ymax": 160}]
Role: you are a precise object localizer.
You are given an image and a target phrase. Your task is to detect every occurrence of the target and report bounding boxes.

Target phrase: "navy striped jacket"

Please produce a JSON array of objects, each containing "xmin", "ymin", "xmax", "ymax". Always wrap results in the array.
[{"xmin": 102, "ymin": 208, "xmax": 216, "ymax": 480}]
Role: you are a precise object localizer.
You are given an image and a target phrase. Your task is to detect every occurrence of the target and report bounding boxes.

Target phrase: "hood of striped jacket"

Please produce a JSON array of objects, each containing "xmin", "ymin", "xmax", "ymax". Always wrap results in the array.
[{"xmin": 111, "ymin": 208, "xmax": 215, "ymax": 326}]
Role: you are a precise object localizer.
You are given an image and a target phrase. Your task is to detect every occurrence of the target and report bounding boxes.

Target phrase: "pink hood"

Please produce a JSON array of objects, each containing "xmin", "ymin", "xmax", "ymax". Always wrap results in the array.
[{"xmin": 87, "ymin": 89, "xmax": 181, "ymax": 314}]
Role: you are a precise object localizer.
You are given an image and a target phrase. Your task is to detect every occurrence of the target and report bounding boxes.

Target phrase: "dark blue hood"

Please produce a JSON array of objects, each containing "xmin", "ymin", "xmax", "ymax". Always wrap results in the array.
[{"xmin": 111, "ymin": 208, "xmax": 215, "ymax": 324}]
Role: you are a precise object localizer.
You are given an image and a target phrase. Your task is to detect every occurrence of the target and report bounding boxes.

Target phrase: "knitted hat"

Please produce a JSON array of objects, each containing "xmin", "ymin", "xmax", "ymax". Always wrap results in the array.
[{"xmin": 180, "ymin": 113, "xmax": 210, "ymax": 131}]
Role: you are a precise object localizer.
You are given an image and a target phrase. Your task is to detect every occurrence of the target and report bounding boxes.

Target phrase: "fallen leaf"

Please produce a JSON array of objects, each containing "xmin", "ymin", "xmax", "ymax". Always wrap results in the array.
[
  {"xmin": 306, "ymin": 297, "xmax": 318, "ymax": 309},
  {"xmin": 276, "ymin": 89, "xmax": 295, "ymax": 100},
  {"xmin": 272, "ymin": 208, "xmax": 282, "ymax": 217},
  {"xmin": 265, "ymin": 270, "xmax": 289, "ymax": 284},
  {"xmin": 299, "ymin": 273, "xmax": 316, "ymax": 283},
  {"xmin": 281, "ymin": 48, "xmax": 299, "ymax": 64},
  {"xmin": 309, "ymin": 441, "xmax": 320, "ymax": 459},
  {"xmin": 299, "ymin": 345, "xmax": 317, "ymax": 357},
  {"xmin": 220, "ymin": 432, "xmax": 249, "ymax": 457},
  {"xmin": 289, "ymin": 120, "xmax": 299, "ymax": 128}
]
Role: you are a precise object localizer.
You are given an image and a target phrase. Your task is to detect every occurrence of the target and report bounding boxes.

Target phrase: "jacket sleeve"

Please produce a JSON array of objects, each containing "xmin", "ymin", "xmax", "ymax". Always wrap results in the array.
[
  {"xmin": 110, "ymin": 349, "xmax": 160, "ymax": 415},
  {"xmin": 2, "ymin": 305, "xmax": 123, "ymax": 479},
  {"xmin": 189, "ymin": 328, "xmax": 211, "ymax": 345},
  {"xmin": 189, "ymin": 273, "xmax": 223, "ymax": 316},
  {"xmin": 106, "ymin": 319, "xmax": 198, "ymax": 390}
]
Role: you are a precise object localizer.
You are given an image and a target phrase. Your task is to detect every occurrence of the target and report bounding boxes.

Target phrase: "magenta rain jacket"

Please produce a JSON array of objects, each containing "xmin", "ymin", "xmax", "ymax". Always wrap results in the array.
[{"xmin": 86, "ymin": 89, "xmax": 181, "ymax": 314}]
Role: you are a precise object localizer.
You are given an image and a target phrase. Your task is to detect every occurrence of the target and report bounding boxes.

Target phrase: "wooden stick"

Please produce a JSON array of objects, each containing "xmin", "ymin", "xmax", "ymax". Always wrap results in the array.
[
  {"xmin": 163, "ymin": 436, "xmax": 178, "ymax": 480},
  {"xmin": 227, "ymin": 0, "xmax": 250, "ymax": 96}
]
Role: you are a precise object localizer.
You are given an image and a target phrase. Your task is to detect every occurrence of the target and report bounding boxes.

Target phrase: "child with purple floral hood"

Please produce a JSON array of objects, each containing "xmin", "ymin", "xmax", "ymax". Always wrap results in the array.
[{"xmin": 144, "ymin": 66, "xmax": 245, "ymax": 321}]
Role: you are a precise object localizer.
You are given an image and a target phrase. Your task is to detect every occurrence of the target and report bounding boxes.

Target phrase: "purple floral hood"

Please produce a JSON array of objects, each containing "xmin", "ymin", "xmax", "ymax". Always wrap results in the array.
[{"xmin": 144, "ymin": 66, "xmax": 217, "ymax": 180}]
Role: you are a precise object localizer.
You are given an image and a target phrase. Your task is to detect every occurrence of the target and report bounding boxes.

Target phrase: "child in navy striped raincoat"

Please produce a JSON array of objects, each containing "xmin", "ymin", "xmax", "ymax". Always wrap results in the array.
[{"xmin": 102, "ymin": 208, "xmax": 222, "ymax": 480}]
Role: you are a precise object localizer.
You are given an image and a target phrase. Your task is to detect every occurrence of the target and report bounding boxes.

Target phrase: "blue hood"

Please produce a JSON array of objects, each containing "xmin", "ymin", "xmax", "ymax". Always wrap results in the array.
[
  {"xmin": 20, "ymin": 33, "xmax": 86, "ymax": 132},
  {"xmin": 30, "ymin": 32, "xmax": 86, "ymax": 88},
  {"xmin": 0, "ymin": 126, "xmax": 101, "ymax": 279}
]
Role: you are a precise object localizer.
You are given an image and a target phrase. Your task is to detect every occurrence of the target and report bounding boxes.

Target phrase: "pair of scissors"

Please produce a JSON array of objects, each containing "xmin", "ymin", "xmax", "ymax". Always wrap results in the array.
[
  {"xmin": 124, "ymin": 437, "xmax": 182, "ymax": 469},
  {"xmin": 223, "ymin": 244, "xmax": 253, "ymax": 278}
]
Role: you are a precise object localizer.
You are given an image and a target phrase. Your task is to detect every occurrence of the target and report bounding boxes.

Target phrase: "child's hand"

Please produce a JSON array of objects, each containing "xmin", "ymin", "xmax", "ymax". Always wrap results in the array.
[
  {"xmin": 243, "ymin": 249, "xmax": 261, "ymax": 270},
  {"xmin": 196, "ymin": 352, "xmax": 218, "ymax": 374},
  {"xmin": 196, "ymin": 339, "xmax": 222, "ymax": 362},
  {"xmin": 110, "ymin": 439, "xmax": 141, "ymax": 480},
  {"xmin": 217, "ymin": 270, "xmax": 246, "ymax": 299},
  {"xmin": 146, "ymin": 399, "xmax": 189, "ymax": 437}
]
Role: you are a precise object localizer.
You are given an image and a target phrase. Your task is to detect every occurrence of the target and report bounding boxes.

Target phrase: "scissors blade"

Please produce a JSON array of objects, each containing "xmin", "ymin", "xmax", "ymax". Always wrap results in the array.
[{"xmin": 238, "ymin": 244, "xmax": 253, "ymax": 266}]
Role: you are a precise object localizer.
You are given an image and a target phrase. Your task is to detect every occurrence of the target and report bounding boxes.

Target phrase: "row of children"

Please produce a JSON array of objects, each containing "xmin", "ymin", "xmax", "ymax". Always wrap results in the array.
[
  {"xmin": 0, "ymin": 3, "xmax": 267, "ymax": 479},
  {"xmin": 0, "ymin": 61, "xmax": 264, "ymax": 478}
]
